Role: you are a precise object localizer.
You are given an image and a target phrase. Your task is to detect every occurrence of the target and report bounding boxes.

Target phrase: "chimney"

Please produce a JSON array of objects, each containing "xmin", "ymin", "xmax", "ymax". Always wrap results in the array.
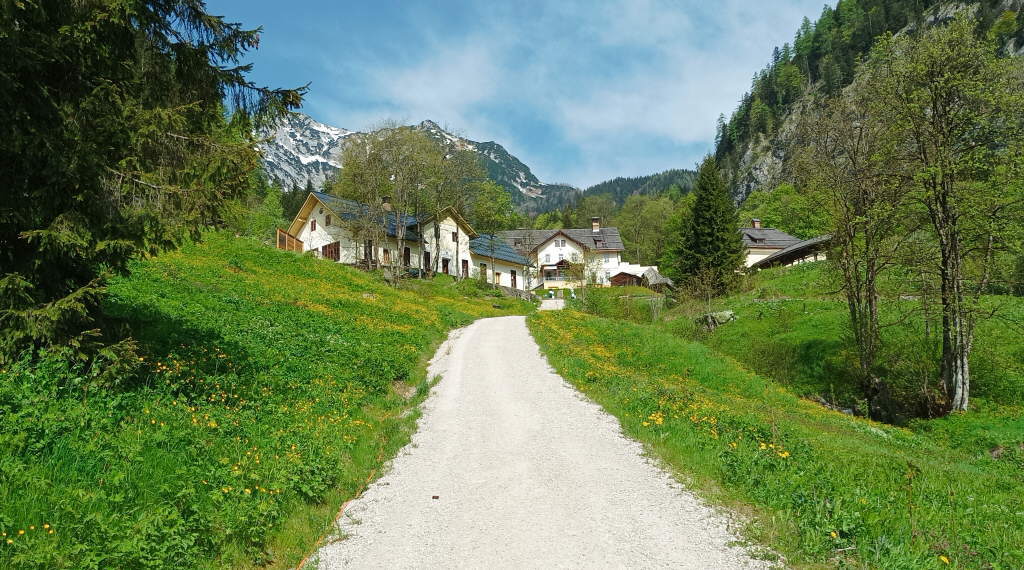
[
  {"xmin": 751, "ymin": 218, "xmax": 762, "ymax": 229},
  {"xmin": 591, "ymin": 217, "xmax": 601, "ymax": 233},
  {"xmin": 381, "ymin": 196, "xmax": 392, "ymax": 212}
]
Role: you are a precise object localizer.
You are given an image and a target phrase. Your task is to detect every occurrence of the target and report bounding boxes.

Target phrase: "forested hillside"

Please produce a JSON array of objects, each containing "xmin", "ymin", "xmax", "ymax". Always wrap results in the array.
[
  {"xmin": 583, "ymin": 169, "xmax": 695, "ymax": 206},
  {"xmin": 715, "ymin": 0, "xmax": 1024, "ymax": 199}
]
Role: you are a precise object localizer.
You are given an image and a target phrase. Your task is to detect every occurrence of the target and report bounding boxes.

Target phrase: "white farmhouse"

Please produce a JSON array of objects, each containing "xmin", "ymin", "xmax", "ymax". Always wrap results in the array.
[
  {"xmin": 497, "ymin": 217, "xmax": 626, "ymax": 290},
  {"xmin": 279, "ymin": 191, "xmax": 532, "ymax": 291}
]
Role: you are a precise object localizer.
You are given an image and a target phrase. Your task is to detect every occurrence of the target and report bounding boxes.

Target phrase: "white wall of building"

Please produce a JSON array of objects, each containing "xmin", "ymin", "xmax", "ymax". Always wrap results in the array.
[
  {"xmin": 419, "ymin": 216, "xmax": 473, "ymax": 276},
  {"xmin": 533, "ymin": 234, "xmax": 624, "ymax": 288},
  {"xmin": 475, "ymin": 258, "xmax": 526, "ymax": 290},
  {"xmin": 744, "ymin": 247, "xmax": 779, "ymax": 267}
]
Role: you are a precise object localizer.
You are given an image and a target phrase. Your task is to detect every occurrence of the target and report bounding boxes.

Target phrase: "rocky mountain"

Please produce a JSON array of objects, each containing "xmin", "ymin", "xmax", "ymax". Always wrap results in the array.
[
  {"xmin": 258, "ymin": 113, "xmax": 580, "ymax": 215},
  {"xmin": 258, "ymin": 112, "xmax": 355, "ymax": 193},
  {"xmin": 717, "ymin": 0, "xmax": 1024, "ymax": 202}
]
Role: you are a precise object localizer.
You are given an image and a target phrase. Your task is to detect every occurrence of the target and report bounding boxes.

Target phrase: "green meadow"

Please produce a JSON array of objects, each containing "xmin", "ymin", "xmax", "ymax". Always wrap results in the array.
[
  {"xmin": 0, "ymin": 233, "xmax": 530, "ymax": 568},
  {"xmin": 529, "ymin": 262, "xmax": 1024, "ymax": 568}
]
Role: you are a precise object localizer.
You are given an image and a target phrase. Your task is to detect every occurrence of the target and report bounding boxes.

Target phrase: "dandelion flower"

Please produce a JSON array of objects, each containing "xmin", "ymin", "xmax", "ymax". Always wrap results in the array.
[
  {"xmin": 939, "ymin": 555, "xmax": 950, "ymax": 564},
  {"xmin": 829, "ymin": 531, "xmax": 838, "ymax": 539}
]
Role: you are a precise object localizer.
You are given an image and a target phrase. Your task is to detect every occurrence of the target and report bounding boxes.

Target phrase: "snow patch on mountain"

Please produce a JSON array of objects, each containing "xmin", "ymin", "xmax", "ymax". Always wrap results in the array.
[{"xmin": 258, "ymin": 112, "xmax": 581, "ymax": 214}]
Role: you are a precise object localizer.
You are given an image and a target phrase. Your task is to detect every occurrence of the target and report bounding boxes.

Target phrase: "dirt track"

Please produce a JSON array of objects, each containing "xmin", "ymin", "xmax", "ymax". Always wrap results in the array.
[{"xmin": 315, "ymin": 316, "xmax": 769, "ymax": 569}]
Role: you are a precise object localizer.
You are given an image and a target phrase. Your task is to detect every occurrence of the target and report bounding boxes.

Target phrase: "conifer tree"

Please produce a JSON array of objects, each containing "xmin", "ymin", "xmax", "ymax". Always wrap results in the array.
[
  {"xmin": 667, "ymin": 156, "xmax": 743, "ymax": 294},
  {"xmin": 0, "ymin": 1, "xmax": 303, "ymax": 361}
]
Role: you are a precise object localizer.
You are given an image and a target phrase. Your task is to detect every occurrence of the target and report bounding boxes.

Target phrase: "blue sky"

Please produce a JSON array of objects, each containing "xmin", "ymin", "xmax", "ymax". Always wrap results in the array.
[{"xmin": 207, "ymin": 0, "xmax": 827, "ymax": 188}]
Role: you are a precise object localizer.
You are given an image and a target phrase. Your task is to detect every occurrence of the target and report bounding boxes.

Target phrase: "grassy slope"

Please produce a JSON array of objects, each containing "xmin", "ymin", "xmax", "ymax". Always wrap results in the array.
[
  {"xmin": 528, "ymin": 267, "xmax": 1024, "ymax": 568},
  {"xmin": 673, "ymin": 263, "xmax": 1024, "ymax": 452},
  {"xmin": 0, "ymin": 233, "xmax": 530, "ymax": 569}
]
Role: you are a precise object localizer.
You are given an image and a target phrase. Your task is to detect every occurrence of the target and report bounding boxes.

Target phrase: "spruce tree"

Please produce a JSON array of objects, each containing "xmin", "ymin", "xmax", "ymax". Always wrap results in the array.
[
  {"xmin": 670, "ymin": 156, "xmax": 743, "ymax": 294},
  {"xmin": 0, "ymin": 1, "xmax": 303, "ymax": 361}
]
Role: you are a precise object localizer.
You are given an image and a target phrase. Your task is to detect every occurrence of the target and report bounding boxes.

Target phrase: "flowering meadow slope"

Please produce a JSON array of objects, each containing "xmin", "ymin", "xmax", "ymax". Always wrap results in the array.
[
  {"xmin": 528, "ymin": 310, "xmax": 1024, "ymax": 568},
  {"xmin": 0, "ymin": 233, "xmax": 530, "ymax": 568}
]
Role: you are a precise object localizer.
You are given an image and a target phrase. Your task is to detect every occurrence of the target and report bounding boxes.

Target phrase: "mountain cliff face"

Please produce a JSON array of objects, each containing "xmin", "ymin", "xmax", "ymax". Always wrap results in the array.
[
  {"xmin": 718, "ymin": 0, "xmax": 1024, "ymax": 202},
  {"xmin": 258, "ymin": 113, "xmax": 580, "ymax": 214}
]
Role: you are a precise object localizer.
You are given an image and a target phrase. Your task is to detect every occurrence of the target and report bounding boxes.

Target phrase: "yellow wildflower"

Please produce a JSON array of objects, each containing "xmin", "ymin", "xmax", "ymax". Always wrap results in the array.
[
  {"xmin": 939, "ymin": 555, "xmax": 950, "ymax": 565},
  {"xmin": 830, "ymin": 531, "xmax": 838, "ymax": 539}
]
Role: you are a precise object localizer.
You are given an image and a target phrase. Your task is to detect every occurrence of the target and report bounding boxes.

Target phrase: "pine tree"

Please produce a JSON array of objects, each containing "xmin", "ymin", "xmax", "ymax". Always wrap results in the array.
[{"xmin": 669, "ymin": 156, "xmax": 744, "ymax": 294}]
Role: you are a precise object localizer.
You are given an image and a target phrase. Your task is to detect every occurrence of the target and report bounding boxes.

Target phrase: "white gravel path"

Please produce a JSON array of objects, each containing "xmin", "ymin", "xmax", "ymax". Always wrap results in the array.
[{"xmin": 315, "ymin": 316, "xmax": 772, "ymax": 569}]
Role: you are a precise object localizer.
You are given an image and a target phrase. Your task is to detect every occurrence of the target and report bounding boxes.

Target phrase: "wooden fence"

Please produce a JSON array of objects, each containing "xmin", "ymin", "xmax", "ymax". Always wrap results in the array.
[{"xmin": 276, "ymin": 228, "xmax": 304, "ymax": 253}]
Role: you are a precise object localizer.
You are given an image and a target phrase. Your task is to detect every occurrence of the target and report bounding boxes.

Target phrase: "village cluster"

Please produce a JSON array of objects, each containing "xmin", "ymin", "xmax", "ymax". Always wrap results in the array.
[{"xmin": 277, "ymin": 191, "xmax": 829, "ymax": 294}]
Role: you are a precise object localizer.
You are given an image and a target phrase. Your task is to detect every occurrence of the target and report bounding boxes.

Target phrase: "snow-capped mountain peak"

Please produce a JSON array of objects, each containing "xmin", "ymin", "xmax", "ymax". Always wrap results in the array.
[{"xmin": 259, "ymin": 112, "xmax": 580, "ymax": 214}]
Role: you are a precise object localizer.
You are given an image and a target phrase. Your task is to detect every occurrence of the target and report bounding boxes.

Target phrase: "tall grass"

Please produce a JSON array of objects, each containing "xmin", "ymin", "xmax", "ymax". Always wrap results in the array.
[
  {"xmin": 0, "ymin": 233, "xmax": 530, "ymax": 568},
  {"xmin": 528, "ymin": 309, "xmax": 1024, "ymax": 568}
]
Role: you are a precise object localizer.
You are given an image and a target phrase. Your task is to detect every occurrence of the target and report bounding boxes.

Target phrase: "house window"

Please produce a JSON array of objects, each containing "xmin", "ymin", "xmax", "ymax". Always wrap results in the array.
[
  {"xmin": 571, "ymin": 253, "xmax": 579, "ymax": 262},
  {"xmin": 325, "ymin": 214, "xmax": 331, "ymax": 226},
  {"xmin": 452, "ymin": 231, "xmax": 458, "ymax": 242},
  {"xmin": 544, "ymin": 254, "xmax": 551, "ymax": 263},
  {"xmin": 494, "ymin": 272, "xmax": 501, "ymax": 284},
  {"xmin": 382, "ymin": 249, "xmax": 391, "ymax": 264},
  {"xmin": 310, "ymin": 219, "xmax": 317, "ymax": 231},
  {"xmin": 513, "ymin": 239, "xmax": 522, "ymax": 247},
  {"xmin": 558, "ymin": 253, "xmax": 564, "ymax": 261}
]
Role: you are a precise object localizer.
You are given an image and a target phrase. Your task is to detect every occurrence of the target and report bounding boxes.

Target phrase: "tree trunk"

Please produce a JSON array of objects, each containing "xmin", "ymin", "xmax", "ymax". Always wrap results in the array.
[{"xmin": 938, "ymin": 228, "xmax": 972, "ymax": 411}]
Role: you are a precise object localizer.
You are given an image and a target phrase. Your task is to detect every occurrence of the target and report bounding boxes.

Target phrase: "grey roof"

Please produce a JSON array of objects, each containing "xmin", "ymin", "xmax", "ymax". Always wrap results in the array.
[
  {"xmin": 495, "ymin": 227, "xmax": 625, "ymax": 253},
  {"xmin": 739, "ymin": 226, "xmax": 802, "ymax": 249},
  {"xmin": 642, "ymin": 267, "xmax": 674, "ymax": 287},
  {"xmin": 469, "ymin": 234, "xmax": 533, "ymax": 267},
  {"xmin": 750, "ymin": 234, "xmax": 831, "ymax": 269},
  {"xmin": 313, "ymin": 191, "xmax": 425, "ymax": 241}
]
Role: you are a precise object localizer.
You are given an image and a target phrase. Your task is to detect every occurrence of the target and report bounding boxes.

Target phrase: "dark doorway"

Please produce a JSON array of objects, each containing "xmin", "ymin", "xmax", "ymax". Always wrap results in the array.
[
  {"xmin": 403, "ymin": 246, "xmax": 411, "ymax": 266},
  {"xmin": 511, "ymin": 270, "xmax": 517, "ymax": 289},
  {"xmin": 461, "ymin": 259, "xmax": 469, "ymax": 278},
  {"xmin": 423, "ymin": 251, "xmax": 431, "ymax": 271},
  {"xmin": 442, "ymin": 258, "xmax": 450, "ymax": 275}
]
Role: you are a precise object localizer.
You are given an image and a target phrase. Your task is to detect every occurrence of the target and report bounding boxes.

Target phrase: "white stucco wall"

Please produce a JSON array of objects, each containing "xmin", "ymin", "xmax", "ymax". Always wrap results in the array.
[
  {"xmin": 745, "ymin": 247, "xmax": 780, "ymax": 267},
  {"xmin": 421, "ymin": 217, "xmax": 474, "ymax": 276},
  {"xmin": 532, "ymin": 234, "xmax": 625, "ymax": 288},
  {"xmin": 475, "ymin": 258, "xmax": 526, "ymax": 290},
  {"xmin": 536, "ymin": 236, "xmax": 585, "ymax": 266},
  {"xmin": 297, "ymin": 208, "xmax": 360, "ymax": 263}
]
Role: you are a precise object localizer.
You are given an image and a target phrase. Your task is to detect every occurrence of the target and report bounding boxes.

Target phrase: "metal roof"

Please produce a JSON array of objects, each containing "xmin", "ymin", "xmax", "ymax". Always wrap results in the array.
[
  {"xmin": 469, "ymin": 234, "xmax": 533, "ymax": 267},
  {"xmin": 750, "ymin": 234, "xmax": 831, "ymax": 269},
  {"xmin": 739, "ymin": 226, "xmax": 802, "ymax": 249},
  {"xmin": 495, "ymin": 227, "xmax": 625, "ymax": 253}
]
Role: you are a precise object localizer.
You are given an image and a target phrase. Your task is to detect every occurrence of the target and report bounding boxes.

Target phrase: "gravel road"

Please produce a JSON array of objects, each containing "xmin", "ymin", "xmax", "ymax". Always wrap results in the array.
[{"xmin": 315, "ymin": 316, "xmax": 771, "ymax": 569}]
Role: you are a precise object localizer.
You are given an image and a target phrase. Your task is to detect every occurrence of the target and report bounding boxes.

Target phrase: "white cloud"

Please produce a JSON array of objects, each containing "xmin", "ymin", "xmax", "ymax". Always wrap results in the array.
[{"xmin": 310, "ymin": 0, "xmax": 827, "ymax": 187}]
